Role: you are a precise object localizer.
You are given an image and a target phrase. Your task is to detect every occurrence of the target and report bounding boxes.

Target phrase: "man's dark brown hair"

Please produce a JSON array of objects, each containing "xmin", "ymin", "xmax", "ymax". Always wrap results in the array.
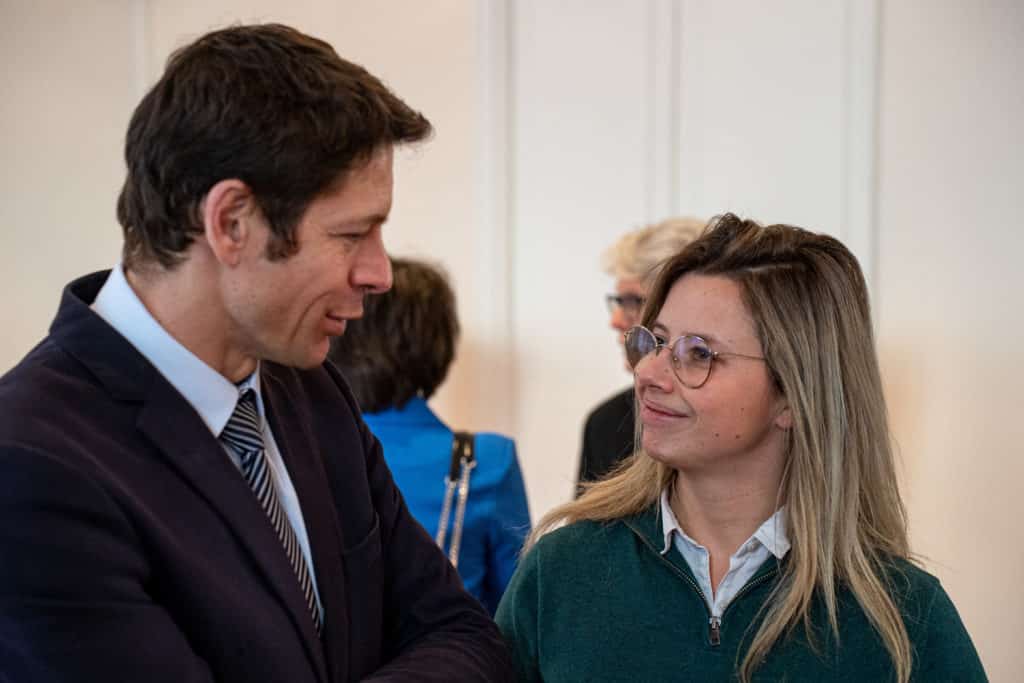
[
  {"xmin": 329, "ymin": 258, "xmax": 460, "ymax": 414},
  {"xmin": 117, "ymin": 23, "xmax": 431, "ymax": 269}
]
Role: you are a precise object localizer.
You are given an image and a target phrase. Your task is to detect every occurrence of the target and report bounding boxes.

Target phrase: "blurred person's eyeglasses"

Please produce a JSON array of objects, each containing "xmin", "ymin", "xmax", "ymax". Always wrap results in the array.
[
  {"xmin": 624, "ymin": 325, "xmax": 766, "ymax": 389},
  {"xmin": 605, "ymin": 294, "xmax": 646, "ymax": 317}
]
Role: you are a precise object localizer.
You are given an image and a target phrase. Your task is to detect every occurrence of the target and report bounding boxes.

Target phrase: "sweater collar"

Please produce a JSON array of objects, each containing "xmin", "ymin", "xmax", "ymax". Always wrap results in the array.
[{"xmin": 622, "ymin": 503, "xmax": 786, "ymax": 586}]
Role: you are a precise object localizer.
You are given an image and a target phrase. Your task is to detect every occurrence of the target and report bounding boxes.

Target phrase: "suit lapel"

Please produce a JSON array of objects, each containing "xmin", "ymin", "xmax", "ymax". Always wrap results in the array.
[
  {"xmin": 261, "ymin": 369, "xmax": 349, "ymax": 683},
  {"xmin": 135, "ymin": 375, "xmax": 330, "ymax": 683}
]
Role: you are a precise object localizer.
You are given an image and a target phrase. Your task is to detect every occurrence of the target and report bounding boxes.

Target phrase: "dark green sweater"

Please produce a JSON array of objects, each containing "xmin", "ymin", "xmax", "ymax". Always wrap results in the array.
[{"xmin": 495, "ymin": 506, "xmax": 986, "ymax": 682}]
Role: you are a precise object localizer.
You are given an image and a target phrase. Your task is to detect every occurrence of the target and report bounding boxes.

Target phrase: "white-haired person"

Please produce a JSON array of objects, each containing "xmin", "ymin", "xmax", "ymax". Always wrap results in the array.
[
  {"xmin": 498, "ymin": 214, "xmax": 985, "ymax": 682},
  {"xmin": 578, "ymin": 217, "xmax": 705, "ymax": 493}
]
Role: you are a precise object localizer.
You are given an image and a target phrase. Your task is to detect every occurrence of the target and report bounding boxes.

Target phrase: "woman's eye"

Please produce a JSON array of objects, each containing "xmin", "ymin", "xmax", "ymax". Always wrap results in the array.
[{"xmin": 688, "ymin": 345, "xmax": 713, "ymax": 362}]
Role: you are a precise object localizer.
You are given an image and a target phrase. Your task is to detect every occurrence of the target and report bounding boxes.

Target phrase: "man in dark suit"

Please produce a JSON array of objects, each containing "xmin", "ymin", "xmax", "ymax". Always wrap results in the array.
[
  {"xmin": 0, "ymin": 24, "xmax": 512, "ymax": 682},
  {"xmin": 577, "ymin": 218, "xmax": 706, "ymax": 495}
]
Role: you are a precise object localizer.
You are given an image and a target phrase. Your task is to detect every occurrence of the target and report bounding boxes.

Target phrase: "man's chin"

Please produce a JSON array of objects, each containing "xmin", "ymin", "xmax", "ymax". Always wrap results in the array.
[{"xmin": 291, "ymin": 337, "xmax": 332, "ymax": 369}]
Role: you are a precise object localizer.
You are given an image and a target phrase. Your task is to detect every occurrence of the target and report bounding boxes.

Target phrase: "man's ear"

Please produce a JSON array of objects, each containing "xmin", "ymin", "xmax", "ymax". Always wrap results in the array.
[{"xmin": 201, "ymin": 179, "xmax": 257, "ymax": 267}]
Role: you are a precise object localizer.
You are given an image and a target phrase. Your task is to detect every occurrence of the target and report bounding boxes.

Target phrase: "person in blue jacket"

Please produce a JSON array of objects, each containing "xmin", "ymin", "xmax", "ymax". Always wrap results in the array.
[{"xmin": 330, "ymin": 257, "xmax": 531, "ymax": 614}]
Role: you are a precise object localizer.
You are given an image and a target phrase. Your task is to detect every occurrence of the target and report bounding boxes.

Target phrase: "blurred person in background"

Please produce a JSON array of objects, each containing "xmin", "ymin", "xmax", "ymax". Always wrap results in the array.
[
  {"xmin": 330, "ymin": 257, "xmax": 531, "ymax": 615},
  {"xmin": 498, "ymin": 214, "xmax": 985, "ymax": 682},
  {"xmin": 577, "ymin": 217, "xmax": 705, "ymax": 492}
]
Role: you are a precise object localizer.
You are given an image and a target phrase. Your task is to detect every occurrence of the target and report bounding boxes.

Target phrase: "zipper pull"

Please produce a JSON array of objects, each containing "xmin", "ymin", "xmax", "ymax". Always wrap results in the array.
[{"xmin": 709, "ymin": 616, "xmax": 721, "ymax": 647}]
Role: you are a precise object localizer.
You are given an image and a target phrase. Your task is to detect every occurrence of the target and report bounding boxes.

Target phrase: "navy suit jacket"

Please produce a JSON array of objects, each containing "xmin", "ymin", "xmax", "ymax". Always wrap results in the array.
[{"xmin": 0, "ymin": 272, "xmax": 512, "ymax": 682}]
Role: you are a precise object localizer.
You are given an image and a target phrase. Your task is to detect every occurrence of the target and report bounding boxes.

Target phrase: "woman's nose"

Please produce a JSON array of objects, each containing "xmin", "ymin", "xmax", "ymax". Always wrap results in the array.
[{"xmin": 633, "ymin": 346, "xmax": 674, "ymax": 390}]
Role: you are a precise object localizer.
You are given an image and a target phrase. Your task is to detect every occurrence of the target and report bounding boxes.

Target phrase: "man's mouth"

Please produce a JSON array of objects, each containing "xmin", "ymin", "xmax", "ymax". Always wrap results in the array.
[{"xmin": 324, "ymin": 313, "xmax": 348, "ymax": 335}]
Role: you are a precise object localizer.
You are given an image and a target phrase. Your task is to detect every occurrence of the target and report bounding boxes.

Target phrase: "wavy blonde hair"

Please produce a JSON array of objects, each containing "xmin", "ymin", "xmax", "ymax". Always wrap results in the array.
[
  {"xmin": 536, "ymin": 214, "xmax": 912, "ymax": 682},
  {"xmin": 603, "ymin": 216, "xmax": 707, "ymax": 288}
]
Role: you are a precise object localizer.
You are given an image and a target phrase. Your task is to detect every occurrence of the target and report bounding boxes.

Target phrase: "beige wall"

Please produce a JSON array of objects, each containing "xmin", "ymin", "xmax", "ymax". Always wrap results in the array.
[
  {"xmin": 0, "ymin": 0, "xmax": 136, "ymax": 364},
  {"xmin": 2, "ymin": 1, "xmax": 1021, "ymax": 679},
  {"xmin": 877, "ymin": 0, "xmax": 1024, "ymax": 677}
]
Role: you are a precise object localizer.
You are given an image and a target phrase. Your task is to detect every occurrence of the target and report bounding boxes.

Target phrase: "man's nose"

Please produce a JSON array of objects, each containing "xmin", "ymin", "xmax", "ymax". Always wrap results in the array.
[
  {"xmin": 353, "ymin": 233, "xmax": 392, "ymax": 294},
  {"xmin": 609, "ymin": 307, "xmax": 633, "ymax": 333}
]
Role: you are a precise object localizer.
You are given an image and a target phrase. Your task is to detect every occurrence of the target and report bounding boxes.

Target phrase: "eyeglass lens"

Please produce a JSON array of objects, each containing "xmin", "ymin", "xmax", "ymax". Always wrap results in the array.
[
  {"xmin": 605, "ymin": 294, "xmax": 645, "ymax": 315},
  {"xmin": 624, "ymin": 326, "xmax": 713, "ymax": 388}
]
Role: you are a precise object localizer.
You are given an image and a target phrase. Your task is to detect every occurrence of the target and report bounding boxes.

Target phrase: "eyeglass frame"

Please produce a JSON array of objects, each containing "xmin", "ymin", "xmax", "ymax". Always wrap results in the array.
[
  {"xmin": 624, "ymin": 325, "xmax": 767, "ymax": 389},
  {"xmin": 605, "ymin": 293, "xmax": 646, "ymax": 316}
]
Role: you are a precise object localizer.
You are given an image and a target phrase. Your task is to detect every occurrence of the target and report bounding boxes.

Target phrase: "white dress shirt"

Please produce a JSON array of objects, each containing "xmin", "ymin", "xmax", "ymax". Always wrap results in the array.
[
  {"xmin": 92, "ymin": 264, "xmax": 323, "ymax": 619},
  {"xmin": 659, "ymin": 489, "xmax": 789, "ymax": 618}
]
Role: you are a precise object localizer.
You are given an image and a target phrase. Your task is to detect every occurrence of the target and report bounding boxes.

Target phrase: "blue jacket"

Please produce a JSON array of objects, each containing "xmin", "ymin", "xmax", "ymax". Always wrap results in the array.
[{"xmin": 364, "ymin": 397, "xmax": 531, "ymax": 614}]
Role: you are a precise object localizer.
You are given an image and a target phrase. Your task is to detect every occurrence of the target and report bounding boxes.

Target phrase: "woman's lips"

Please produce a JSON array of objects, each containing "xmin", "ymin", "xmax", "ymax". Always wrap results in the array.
[{"xmin": 640, "ymin": 400, "xmax": 689, "ymax": 423}]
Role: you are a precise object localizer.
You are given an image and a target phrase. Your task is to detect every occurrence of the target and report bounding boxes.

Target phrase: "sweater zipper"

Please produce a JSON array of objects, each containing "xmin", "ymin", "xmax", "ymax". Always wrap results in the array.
[
  {"xmin": 633, "ymin": 528, "xmax": 780, "ymax": 648},
  {"xmin": 704, "ymin": 569, "xmax": 778, "ymax": 647},
  {"xmin": 708, "ymin": 616, "xmax": 722, "ymax": 646},
  {"xmin": 636, "ymin": 535, "xmax": 719, "ymax": 644},
  {"xmin": 654, "ymin": 554, "xmax": 724, "ymax": 647},
  {"xmin": 713, "ymin": 568, "xmax": 780, "ymax": 646}
]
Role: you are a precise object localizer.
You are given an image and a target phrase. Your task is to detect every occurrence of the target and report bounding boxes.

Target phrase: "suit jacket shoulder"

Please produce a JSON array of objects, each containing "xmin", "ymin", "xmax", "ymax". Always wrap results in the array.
[
  {"xmin": 0, "ymin": 272, "xmax": 513, "ymax": 683},
  {"xmin": 577, "ymin": 387, "xmax": 635, "ymax": 488}
]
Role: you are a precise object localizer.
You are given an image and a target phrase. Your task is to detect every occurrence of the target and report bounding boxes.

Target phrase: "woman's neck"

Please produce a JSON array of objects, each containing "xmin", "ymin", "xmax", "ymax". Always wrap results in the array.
[{"xmin": 669, "ymin": 466, "xmax": 784, "ymax": 593}]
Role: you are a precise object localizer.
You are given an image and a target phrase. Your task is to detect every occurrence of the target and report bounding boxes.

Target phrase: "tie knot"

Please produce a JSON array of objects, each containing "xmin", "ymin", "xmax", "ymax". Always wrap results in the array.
[{"xmin": 220, "ymin": 389, "xmax": 263, "ymax": 455}]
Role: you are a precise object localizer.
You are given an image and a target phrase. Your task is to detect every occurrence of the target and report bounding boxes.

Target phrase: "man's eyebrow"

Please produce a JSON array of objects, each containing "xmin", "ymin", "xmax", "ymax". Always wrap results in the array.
[{"xmin": 330, "ymin": 212, "xmax": 390, "ymax": 231}]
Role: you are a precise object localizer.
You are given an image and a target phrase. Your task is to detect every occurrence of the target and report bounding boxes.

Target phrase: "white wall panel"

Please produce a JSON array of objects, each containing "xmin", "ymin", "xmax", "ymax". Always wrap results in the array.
[
  {"xmin": 511, "ymin": 0, "xmax": 671, "ymax": 514},
  {"xmin": 671, "ymin": 0, "xmax": 881, "ymax": 293},
  {"xmin": 675, "ymin": 1, "xmax": 857, "ymax": 241}
]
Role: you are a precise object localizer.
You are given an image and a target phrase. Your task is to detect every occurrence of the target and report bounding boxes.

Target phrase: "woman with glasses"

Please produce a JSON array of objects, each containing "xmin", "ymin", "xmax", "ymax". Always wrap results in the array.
[
  {"xmin": 497, "ymin": 214, "xmax": 985, "ymax": 682},
  {"xmin": 329, "ymin": 258, "xmax": 531, "ymax": 615},
  {"xmin": 578, "ymin": 217, "xmax": 705, "ymax": 492}
]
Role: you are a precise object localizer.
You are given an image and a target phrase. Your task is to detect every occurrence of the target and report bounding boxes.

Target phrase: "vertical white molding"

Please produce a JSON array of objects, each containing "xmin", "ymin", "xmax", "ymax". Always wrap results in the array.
[
  {"xmin": 131, "ymin": 0, "xmax": 150, "ymax": 99},
  {"xmin": 475, "ymin": 0, "xmax": 517, "ymax": 434},
  {"xmin": 672, "ymin": 0, "xmax": 704, "ymax": 219},
  {"xmin": 842, "ymin": 0, "xmax": 881, "ymax": 312},
  {"xmin": 647, "ymin": 0, "xmax": 678, "ymax": 222}
]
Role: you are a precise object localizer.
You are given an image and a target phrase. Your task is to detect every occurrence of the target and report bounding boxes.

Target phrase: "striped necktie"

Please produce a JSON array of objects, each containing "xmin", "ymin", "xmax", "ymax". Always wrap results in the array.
[{"xmin": 220, "ymin": 389, "xmax": 322, "ymax": 636}]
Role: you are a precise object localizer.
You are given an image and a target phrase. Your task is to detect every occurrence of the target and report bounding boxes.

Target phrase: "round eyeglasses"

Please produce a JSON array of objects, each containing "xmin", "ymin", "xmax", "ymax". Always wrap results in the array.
[
  {"xmin": 605, "ymin": 293, "xmax": 646, "ymax": 318},
  {"xmin": 624, "ymin": 325, "xmax": 767, "ymax": 389}
]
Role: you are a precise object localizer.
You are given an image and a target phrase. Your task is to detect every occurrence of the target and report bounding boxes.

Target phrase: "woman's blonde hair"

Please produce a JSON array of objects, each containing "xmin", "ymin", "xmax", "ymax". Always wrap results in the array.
[
  {"xmin": 537, "ymin": 214, "xmax": 912, "ymax": 682},
  {"xmin": 603, "ymin": 216, "xmax": 706, "ymax": 288}
]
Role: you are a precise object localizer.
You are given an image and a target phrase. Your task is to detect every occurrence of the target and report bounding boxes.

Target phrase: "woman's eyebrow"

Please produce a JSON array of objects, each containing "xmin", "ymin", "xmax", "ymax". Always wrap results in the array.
[{"xmin": 652, "ymin": 320, "xmax": 722, "ymax": 344}]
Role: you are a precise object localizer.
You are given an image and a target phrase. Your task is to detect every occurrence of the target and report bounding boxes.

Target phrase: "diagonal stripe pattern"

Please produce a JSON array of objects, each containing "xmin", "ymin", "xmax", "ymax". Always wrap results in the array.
[{"xmin": 220, "ymin": 389, "xmax": 321, "ymax": 636}]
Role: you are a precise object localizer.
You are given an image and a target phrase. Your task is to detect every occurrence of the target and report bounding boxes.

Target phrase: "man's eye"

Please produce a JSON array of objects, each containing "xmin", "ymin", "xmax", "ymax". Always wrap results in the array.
[{"xmin": 622, "ymin": 295, "xmax": 644, "ymax": 308}]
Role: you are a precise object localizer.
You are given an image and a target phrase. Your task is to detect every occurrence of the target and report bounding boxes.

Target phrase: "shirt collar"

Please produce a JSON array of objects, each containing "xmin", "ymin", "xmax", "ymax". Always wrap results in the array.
[
  {"xmin": 91, "ymin": 263, "xmax": 257, "ymax": 437},
  {"xmin": 658, "ymin": 488, "xmax": 790, "ymax": 559}
]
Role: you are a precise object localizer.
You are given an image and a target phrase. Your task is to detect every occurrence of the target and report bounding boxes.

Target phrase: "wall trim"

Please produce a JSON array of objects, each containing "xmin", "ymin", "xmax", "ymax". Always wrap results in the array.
[
  {"xmin": 647, "ymin": 0, "xmax": 680, "ymax": 222},
  {"xmin": 842, "ymin": 0, "xmax": 882, "ymax": 310}
]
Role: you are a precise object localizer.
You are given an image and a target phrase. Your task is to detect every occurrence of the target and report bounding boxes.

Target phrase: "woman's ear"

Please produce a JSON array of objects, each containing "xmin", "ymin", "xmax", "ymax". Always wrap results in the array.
[
  {"xmin": 201, "ymin": 179, "xmax": 257, "ymax": 267},
  {"xmin": 774, "ymin": 403, "xmax": 793, "ymax": 431}
]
